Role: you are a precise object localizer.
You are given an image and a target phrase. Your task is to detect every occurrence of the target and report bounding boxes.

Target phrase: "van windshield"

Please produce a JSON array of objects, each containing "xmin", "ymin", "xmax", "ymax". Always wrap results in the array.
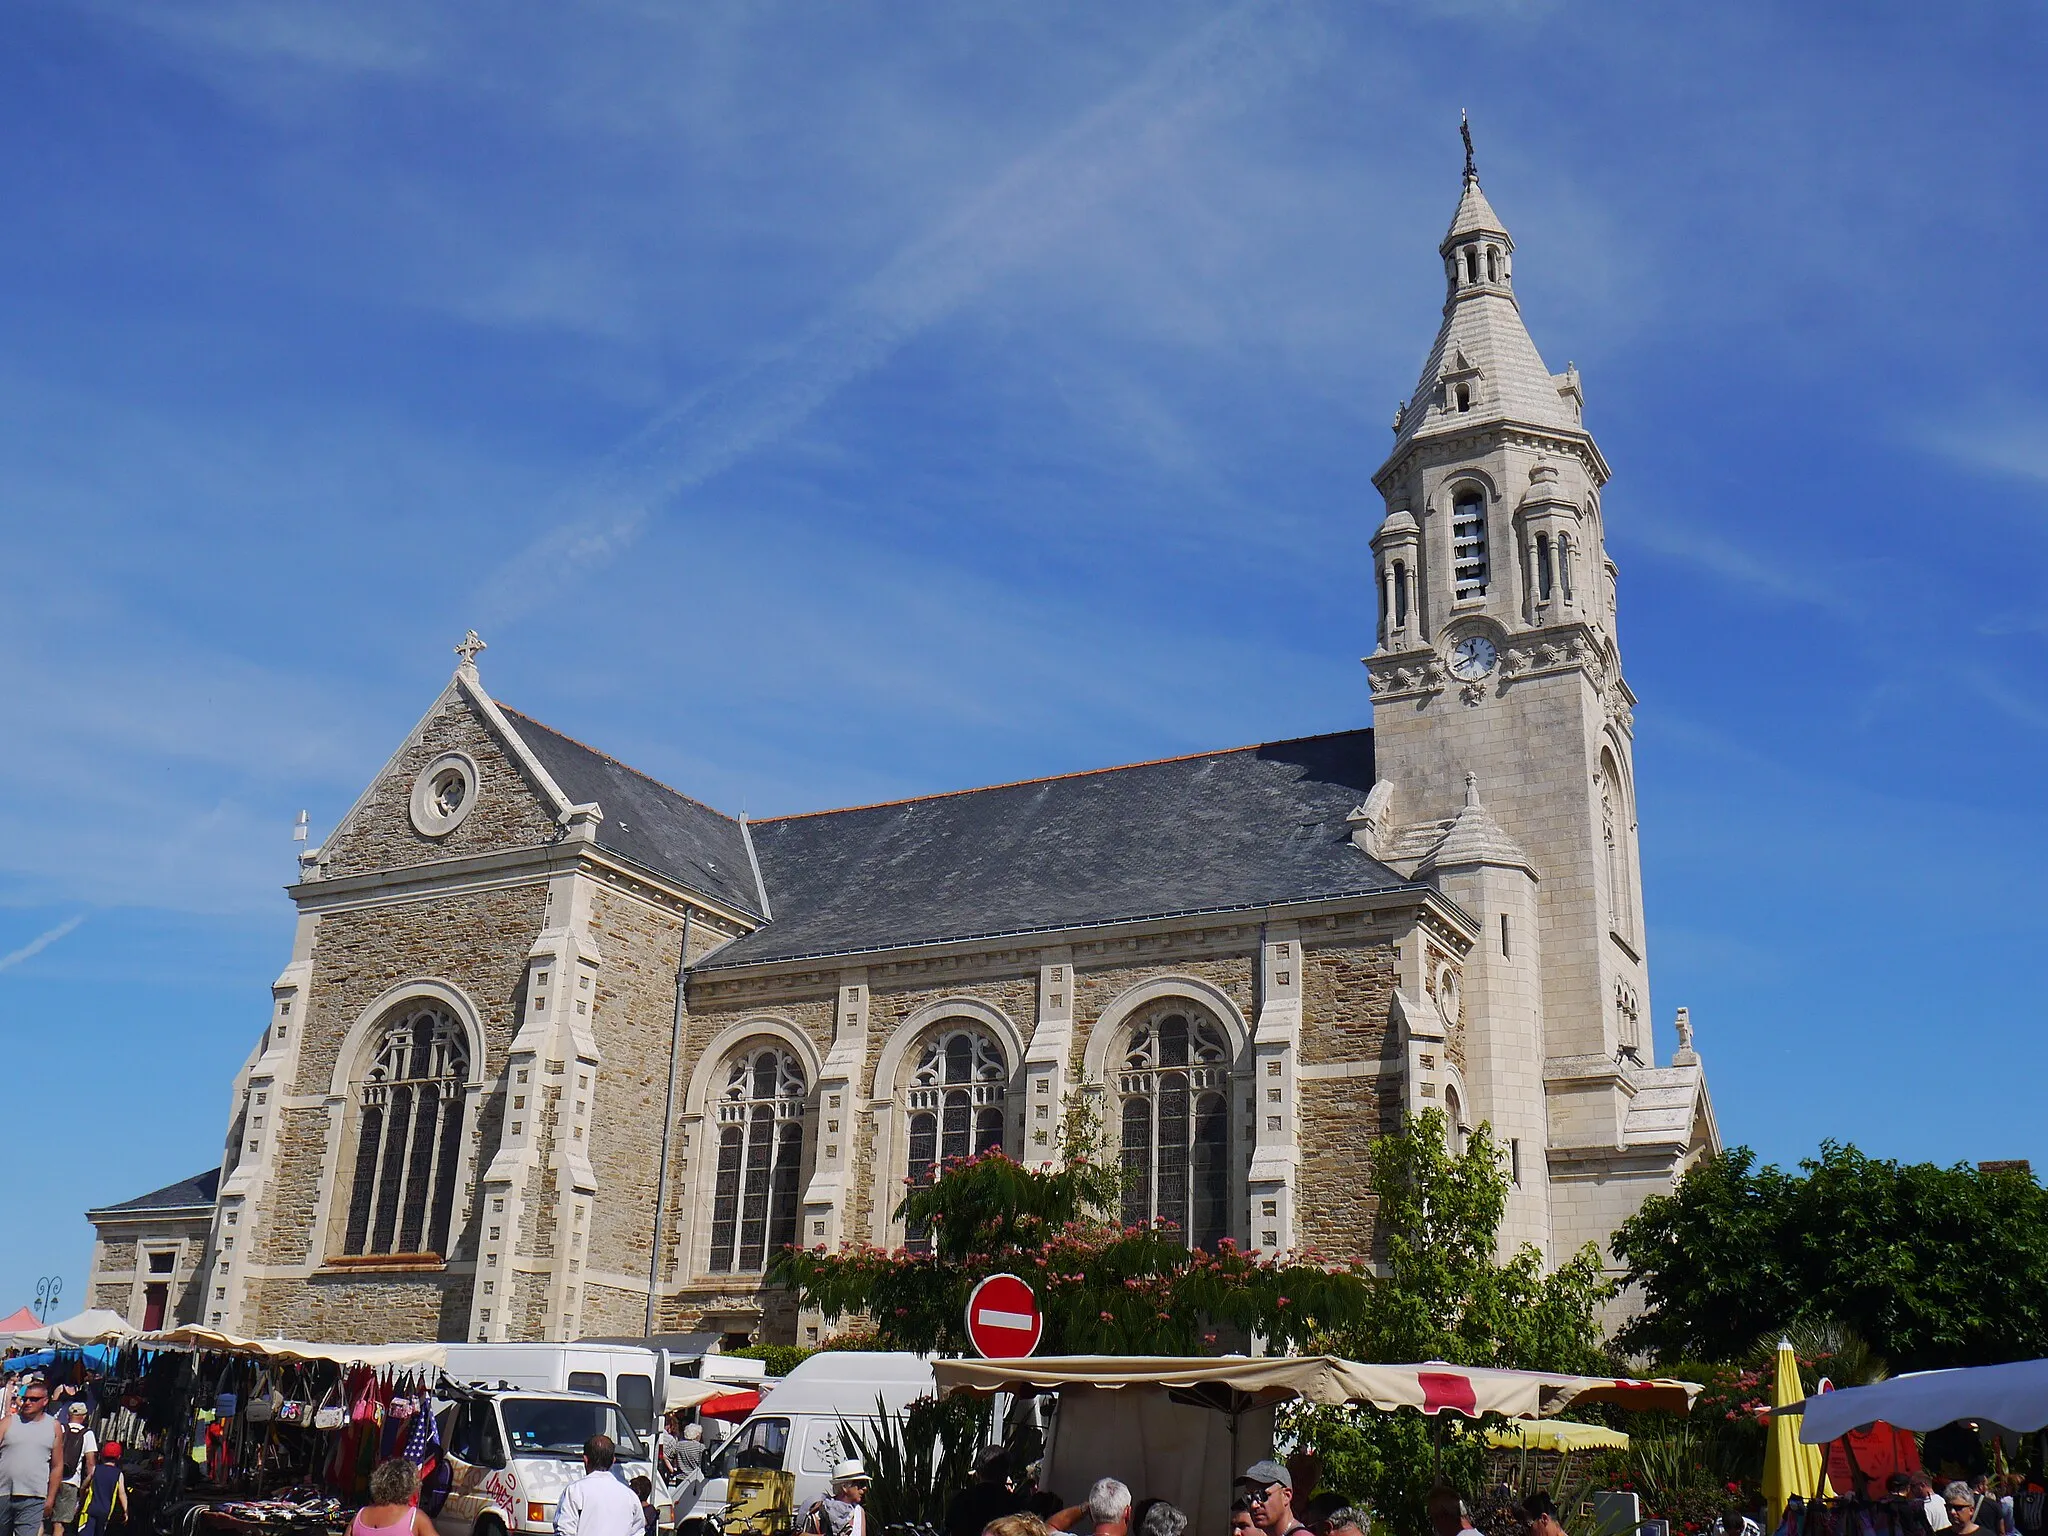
[
  {"xmin": 501, "ymin": 1398, "xmax": 647, "ymax": 1461},
  {"xmin": 705, "ymin": 1417, "xmax": 790, "ymax": 1479}
]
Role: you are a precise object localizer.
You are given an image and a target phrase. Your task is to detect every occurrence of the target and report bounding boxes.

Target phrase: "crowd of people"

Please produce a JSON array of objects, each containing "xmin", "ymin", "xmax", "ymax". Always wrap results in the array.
[
  {"xmin": 0, "ymin": 1375, "xmax": 128, "ymax": 1536},
  {"xmin": 924, "ymin": 1447, "xmax": 1575, "ymax": 1536}
]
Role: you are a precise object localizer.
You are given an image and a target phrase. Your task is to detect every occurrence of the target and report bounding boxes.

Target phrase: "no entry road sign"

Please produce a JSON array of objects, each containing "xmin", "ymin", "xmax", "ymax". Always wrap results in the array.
[{"xmin": 965, "ymin": 1272, "xmax": 1043, "ymax": 1359}]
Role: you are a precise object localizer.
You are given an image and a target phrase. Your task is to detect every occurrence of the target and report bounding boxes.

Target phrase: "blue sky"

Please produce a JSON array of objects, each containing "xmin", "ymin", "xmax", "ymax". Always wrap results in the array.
[{"xmin": 4, "ymin": 0, "xmax": 2047, "ymax": 1313}]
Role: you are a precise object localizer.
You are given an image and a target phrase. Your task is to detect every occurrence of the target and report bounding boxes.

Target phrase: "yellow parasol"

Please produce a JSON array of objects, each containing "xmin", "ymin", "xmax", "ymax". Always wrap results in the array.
[
  {"xmin": 1484, "ymin": 1419, "xmax": 1631, "ymax": 1452},
  {"xmin": 1765, "ymin": 1339, "xmax": 1833, "ymax": 1520}
]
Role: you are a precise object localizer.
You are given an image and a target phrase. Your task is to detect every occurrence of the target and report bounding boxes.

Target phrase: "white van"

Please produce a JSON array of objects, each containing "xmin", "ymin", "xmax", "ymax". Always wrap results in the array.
[
  {"xmin": 434, "ymin": 1387, "xmax": 655, "ymax": 1536},
  {"xmin": 680, "ymin": 1353, "xmax": 938, "ymax": 1536},
  {"xmin": 441, "ymin": 1343, "xmax": 666, "ymax": 1442}
]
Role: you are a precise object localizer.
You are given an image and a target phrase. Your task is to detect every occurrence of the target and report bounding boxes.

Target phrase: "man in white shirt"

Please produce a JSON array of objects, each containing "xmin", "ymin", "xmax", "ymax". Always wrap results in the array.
[{"xmin": 555, "ymin": 1436, "xmax": 643, "ymax": 1536}]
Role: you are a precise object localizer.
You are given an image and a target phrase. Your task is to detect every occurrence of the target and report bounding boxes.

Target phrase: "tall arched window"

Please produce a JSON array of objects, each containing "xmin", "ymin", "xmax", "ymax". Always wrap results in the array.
[
  {"xmin": 342, "ymin": 1004, "xmax": 471, "ymax": 1258},
  {"xmin": 904, "ymin": 1025, "xmax": 1007, "ymax": 1252},
  {"xmin": 708, "ymin": 1044, "xmax": 807, "ymax": 1274},
  {"xmin": 1452, "ymin": 491, "xmax": 1489, "ymax": 598},
  {"xmin": 1117, "ymin": 1006, "xmax": 1231, "ymax": 1249},
  {"xmin": 1599, "ymin": 753, "xmax": 1635, "ymax": 943}
]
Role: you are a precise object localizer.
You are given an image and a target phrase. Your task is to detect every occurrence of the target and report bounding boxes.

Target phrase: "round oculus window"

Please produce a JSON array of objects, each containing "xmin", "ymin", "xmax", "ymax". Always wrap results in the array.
[
  {"xmin": 1436, "ymin": 965, "xmax": 1462, "ymax": 1026},
  {"xmin": 410, "ymin": 751, "xmax": 480, "ymax": 837}
]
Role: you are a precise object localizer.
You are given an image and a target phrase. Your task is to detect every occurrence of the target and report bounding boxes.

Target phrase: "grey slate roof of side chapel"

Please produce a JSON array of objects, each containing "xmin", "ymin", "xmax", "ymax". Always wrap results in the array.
[
  {"xmin": 698, "ymin": 728, "xmax": 1416, "ymax": 970},
  {"xmin": 92, "ymin": 1166, "xmax": 220, "ymax": 1216},
  {"xmin": 499, "ymin": 707, "xmax": 766, "ymax": 919}
]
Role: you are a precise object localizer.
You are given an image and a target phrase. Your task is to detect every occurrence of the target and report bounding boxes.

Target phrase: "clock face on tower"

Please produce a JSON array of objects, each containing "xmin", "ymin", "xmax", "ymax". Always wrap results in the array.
[{"xmin": 1449, "ymin": 634, "xmax": 1498, "ymax": 681}]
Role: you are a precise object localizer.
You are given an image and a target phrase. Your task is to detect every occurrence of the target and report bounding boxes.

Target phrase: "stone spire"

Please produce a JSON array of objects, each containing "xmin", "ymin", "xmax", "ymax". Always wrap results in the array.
[
  {"xmin": 1416, "ymin": 773, "xmax": 1536, "ymax": 878},
  {"xmin": 1380, "ymin": 127, "xmax": 1590, "ymax": 473}
]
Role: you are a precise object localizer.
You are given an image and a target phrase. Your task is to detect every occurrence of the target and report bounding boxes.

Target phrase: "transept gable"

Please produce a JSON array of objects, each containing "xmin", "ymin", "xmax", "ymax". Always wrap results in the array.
[{"xmin": 312, "ymin": 670, "xmax": 566, "ymax": 881}]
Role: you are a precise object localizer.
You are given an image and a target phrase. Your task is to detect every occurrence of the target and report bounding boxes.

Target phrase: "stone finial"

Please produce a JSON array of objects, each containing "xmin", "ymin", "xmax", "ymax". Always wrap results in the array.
[
  {"xmin": 454, "ymin": 629, "xmax": 487, "ymax": 668},
  {"xmin": 1461, "ymin": 109, "xmax": 1476, "ymax": 183},
  {"xmin": 1675, "ymin": 1006, "xmax": 1693, "ymax": 1053},
  {"xmin": 1463, "ymin": 771, "xmax": 1479, "ymax": 807}
]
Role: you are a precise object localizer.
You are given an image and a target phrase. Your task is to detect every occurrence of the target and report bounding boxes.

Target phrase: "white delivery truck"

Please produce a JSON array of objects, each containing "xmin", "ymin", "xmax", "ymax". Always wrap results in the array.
[
  {"xmin": 433, "ymin": 1386, "xmax": 654, "ymax": 1536},
  {"xmin": 679, "ymin": 1353, "xmax": 936, "ymax": 1536},
  {"xmin": 440, "ymin": 1342, "xmax": 669, "ymax": 1441}
]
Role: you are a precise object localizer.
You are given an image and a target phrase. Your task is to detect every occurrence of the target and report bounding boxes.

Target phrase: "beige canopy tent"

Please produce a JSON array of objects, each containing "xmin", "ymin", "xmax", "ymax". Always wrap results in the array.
[
  {"xmin": 933, "ymin": 1356, "xmax": 1699, "ymax": 1417},
  {"xmin": 135, "ymin": 1325, "xmax": 448, "ymax": 1370},
  {"xmin": 5, "ymin": 1309, "xmax": 134, "ymax": 1347},
  {"xmin": 934, "ymin": 1357, "xmax": 1696, "ymax": 1535}
]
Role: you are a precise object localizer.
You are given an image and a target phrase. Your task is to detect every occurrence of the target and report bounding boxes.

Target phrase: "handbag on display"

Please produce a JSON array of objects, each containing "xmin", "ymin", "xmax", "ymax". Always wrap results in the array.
[
  {"xmin": 245, "ymin": 1370, "xmax": 278, "ymax": 1424},
  {"xmin": 312, "ymin": 1386, "xmax": 346, "ymax": 1432}
]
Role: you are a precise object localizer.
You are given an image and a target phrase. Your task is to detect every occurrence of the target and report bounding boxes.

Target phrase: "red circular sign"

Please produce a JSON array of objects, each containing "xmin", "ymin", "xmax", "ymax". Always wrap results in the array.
[{"xmin": 965, "ymin": 1273, "xmax": 1043, "ymax": 1359}]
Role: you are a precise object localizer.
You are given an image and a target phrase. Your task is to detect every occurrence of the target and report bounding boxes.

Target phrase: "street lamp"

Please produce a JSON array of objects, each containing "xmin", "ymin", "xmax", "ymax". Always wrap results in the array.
[{"xmin": 34, "ymin": 1275, "xmax": 62, "ymax": 1322}]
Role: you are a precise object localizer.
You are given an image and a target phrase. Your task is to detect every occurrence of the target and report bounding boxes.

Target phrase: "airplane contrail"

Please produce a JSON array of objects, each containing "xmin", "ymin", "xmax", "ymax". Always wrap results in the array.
[
  {"xmin": 473, "ymin": 0, "xmax": 1325, "ymax": 624},
  {"xmin": 0, "ymin": 913, "xmax": 87, "ymax": 975}
]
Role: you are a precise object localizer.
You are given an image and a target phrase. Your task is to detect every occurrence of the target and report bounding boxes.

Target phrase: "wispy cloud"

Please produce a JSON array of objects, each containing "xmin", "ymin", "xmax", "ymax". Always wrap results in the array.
[
  {"xmin": 472, "ymin": 0, "xmax": 1328, "ymax": 626},
  {"xmin": 1921, "ymin": 411, "xmax": 2048, "ymax": 488},
  {"xmin": 1617, "ymin": 504, "xmax": 1863, "ymax": 622},
  {"xmin": 0, "ymin": 914, "xmax": 88, "ymax": 975}
]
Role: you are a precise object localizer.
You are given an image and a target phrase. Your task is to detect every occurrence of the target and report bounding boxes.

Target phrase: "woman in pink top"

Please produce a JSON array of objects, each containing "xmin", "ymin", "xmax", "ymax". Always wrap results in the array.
[{"xmin": 353, "ymin": 1459, "xmax": 438, "ymax": 1536}]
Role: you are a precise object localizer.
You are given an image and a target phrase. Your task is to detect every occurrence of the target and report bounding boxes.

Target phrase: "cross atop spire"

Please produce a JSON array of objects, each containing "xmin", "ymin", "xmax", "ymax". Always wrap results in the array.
[
  {"xmin": 454, "ymin": 629, "xmax": 487, "ymax": 669},
  {"xmin": 1461, "ymin": 109, "xmax": 1476, "ymax": 183}
]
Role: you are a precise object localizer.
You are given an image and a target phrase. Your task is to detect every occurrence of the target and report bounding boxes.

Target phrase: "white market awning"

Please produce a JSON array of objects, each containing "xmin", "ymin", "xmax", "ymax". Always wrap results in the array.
[
  {"xmin": 137, "ymin": 1325, "xmax": 447, "ymax": 1369},
  {"xmin": 5, "ymin": 1310, "xmax": 135, "ymax": 1347}
]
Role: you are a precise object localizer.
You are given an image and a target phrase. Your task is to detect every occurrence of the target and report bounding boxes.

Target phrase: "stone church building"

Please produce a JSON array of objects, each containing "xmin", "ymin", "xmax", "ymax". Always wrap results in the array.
[{"xmin": 88, "ymin": 156, "xmax": 1717, "ymax": 1345}]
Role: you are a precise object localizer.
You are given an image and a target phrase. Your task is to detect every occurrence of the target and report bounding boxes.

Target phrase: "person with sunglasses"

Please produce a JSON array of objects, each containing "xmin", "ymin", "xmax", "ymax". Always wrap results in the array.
[
  {"xmin": 1948, "ymin": 1484, "xmax": 1988, "ymax": 1536},
  {"xmin": 0, "ymin": 1376, "xmax": 64, "ymax": 1536},
  {"xmin": 1234, "ymin": 1462, "xmax": 1305, "ymax": 1536}
]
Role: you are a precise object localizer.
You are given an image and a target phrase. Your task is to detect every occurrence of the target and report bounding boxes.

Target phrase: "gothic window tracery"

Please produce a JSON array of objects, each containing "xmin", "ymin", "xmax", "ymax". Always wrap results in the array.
[
  {"xmin": 904, "ymin": 1025, "xmax": 1007, "ymax": 1252},
  {"xmin": 708, "ymin": 1044, "xmax": 807, "ymax": 1273},
  {"xmin": 1599, "ymin": 753, "xmax": 1637, "ymax": 943},
  {"xmin": 341, "ymin": 1004, "xmax": 472, "ymax": 1258},
  {"xmin": 1117, "ymin": 1006, "xmax": 1231, "ymax": 1250}
]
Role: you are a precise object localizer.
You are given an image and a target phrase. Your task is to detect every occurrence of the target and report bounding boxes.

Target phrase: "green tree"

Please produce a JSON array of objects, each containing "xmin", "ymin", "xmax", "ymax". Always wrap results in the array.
[
  {"xmin": 1614, "ymin": 1142, "xmax": 2048, "ymax": 1372},
  {"xmin": 1291, "ymin": 1112, "xmax": 1614, "ymax": 1536},
  {"xmin": 768, "ymin": 1146, "xmax": 1377, "ymax": 1354}
]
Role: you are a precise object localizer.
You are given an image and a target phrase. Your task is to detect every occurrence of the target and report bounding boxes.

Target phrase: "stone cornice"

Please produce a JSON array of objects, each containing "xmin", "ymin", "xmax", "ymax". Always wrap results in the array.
[
  {"xmin": 1374, "ymin": 421, "xmax": 1611, "ymax": 493},
  {"xmin": 689, "ymin": 885, "xmax": 1476, "ymax": 998},
  {"xmin": 86, "ymin": 1204, "xmax": 216, "ymax": 1225},
  {"xmin": 286, "ymin": 841, "xmax": 758, "ymax": 933},
  {"xmin": 1366, "ymin": 620, "xmax": 1629, "ymax": 707}
]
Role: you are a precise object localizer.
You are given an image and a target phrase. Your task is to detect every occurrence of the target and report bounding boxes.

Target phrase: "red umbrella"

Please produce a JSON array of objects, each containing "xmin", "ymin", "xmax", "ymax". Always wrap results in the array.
[{"xmin": 698, "ymin": 1390, "xmax": 761, "ymax": 1420}]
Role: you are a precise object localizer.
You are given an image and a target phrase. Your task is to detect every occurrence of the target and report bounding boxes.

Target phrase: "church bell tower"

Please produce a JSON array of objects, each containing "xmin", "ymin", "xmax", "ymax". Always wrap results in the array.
[{"xmin": 1365, "ymin": 126, "xmax": 1652, "ymax": 1261}]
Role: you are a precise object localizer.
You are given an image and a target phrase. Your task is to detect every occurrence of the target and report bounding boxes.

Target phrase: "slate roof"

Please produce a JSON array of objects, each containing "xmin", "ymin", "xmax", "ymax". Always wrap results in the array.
[
  {"xmin": 698, "ymin": 729, "xmax": 1418, "ymax": 970},
  {"xmin": 1388, "ymin": 175, "xmax": 1587, "ymax": 464},
  {"xmin": 91, "ymin": 1167, "xmax": 219, "ymax": 1217},
  {"xmin": 502, "ymin": 708, "xmax": 765, "ymax": 919}
]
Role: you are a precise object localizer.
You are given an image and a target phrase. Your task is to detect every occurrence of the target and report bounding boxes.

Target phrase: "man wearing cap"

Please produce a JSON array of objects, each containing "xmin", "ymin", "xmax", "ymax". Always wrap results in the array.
[
  {"xmin": 804, "ymin": 1460, "xmax": 870, "ymax": 1536},
  {"xmin": 53, "ymin": 1404, "xmax": 96, "ymax": 1536},
  {"xmin": 0, "ymin": 1376, "xmax": 64, "ymax": 1536},
  {"xmin": 1237, "ymin": 1461, "xmax": 1306, "ymax": 1536}
]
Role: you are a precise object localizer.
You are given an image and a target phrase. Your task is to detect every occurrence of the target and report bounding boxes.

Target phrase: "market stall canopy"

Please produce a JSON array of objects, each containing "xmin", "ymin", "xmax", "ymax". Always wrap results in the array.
[
  {"xmin": 665, "ymin": 1378, "xmax": 735, "ymax": 1412},
  {"xmin": 1797, "ymin": 1360, "xmax": 2048, "ymax": 1443},
  {"xmin": 698, "ymin": 1390, "xmax": 762, "ymax": 1420},
  {"xmin": 6, "ymin": 1309, "xmax": 133, "ymax": 1347},
  {"xmin": 0, "ymin": 1307, "xmax": 41, "ymax": 1336},
  {"xmin": 138, "ymin": 1325, "xmax": 447, "ymax": 1369},
  {"xmin": 932, "ymin": 1356, "xmax": 1700, "ymax": 1418},
  {"xmin": 1484, "ymin": 1420, "xmax": 1631, "ymax": 1452}
]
